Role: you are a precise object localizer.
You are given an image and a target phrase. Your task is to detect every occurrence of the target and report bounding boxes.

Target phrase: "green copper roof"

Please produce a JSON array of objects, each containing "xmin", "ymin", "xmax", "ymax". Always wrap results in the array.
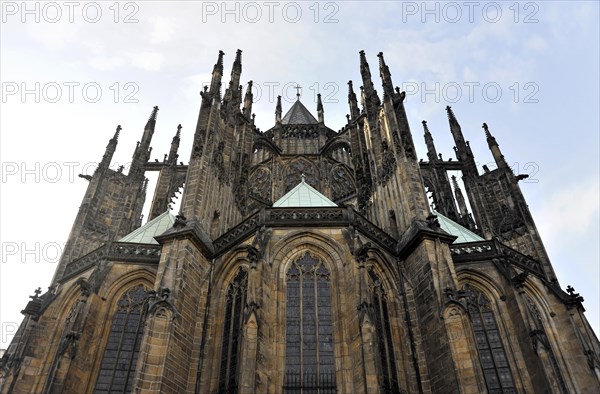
[
  {"xmin": 273, "ymin": 177, "xmax": 337, "ymax": 207},
  {"xmin": 282, "ymin": 100, "xmax": 318, "ymax": 125},
  {"xmin": 434, "ymin": 211, "xmax": 484, "ymax": 244},
  {"xmin": 119, "ymin": 211, "xmax": 175, "ymax": 244}
]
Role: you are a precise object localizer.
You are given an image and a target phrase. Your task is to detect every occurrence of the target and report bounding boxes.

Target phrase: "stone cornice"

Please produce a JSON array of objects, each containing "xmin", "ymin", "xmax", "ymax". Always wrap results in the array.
[
  {"xmin": 155, "ymin": 218, "xmax": 215, "ymax": 257},
  {"xmin": 396, "ymin": 216, "xmax": 457, "ymax": 259}
]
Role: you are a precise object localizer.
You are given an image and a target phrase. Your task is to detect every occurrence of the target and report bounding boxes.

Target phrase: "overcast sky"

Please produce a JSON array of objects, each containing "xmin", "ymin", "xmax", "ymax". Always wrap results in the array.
[{"xmin": 1, "ymin": 1, "xmax": 598, "ymax": 348}]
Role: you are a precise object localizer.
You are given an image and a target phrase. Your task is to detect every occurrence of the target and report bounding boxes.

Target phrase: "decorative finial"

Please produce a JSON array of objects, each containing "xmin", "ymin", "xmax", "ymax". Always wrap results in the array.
[
  {"xmin": 301, "ymin": 173, "xmax": 306, "ymax": 183},
  {"xmin": 112, "ymin": 125, "xmax": 121, "ymax": 141},
  {"xmin": 294, "ymin": 84, "xmax": 302, "ymax": 99}
]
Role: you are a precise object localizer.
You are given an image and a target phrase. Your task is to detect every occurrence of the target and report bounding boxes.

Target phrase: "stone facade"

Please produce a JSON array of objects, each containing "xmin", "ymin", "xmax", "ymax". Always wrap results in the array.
[{"xmin": 1, "ymin": 50, "xmax": 599, "ymax": 394}]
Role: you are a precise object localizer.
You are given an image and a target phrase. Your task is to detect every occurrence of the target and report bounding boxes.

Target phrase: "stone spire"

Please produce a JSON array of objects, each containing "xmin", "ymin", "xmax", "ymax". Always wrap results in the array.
[
  {"xmin": 347, "ymin": 81, "xmax": 360, "ymax": 120},
  {"xmin": 422, "ymin": 120, "xmax": 438, "ymax": 162},
  {"xmin": 446, "ymin": 106, "xmax": 477, "ymax": 176},
  {"xmin": 207, "ymin": 50, "xmax": 224, "ymax": 100},
  {"xmin": 167, "ymin": 124, "xmax": 181, "ymax": 164},
  {"xmin": 243, "ymin": 80, "xmax": 253, "ymax": 118},
  {"xmin": 317, "ymin": 93, "xmax": 324, "ymax": 124},
  {"xmin": 483, "ymin": 122, "xmax": 508, "ymax": 169},
  {"xmin": 359, "ymin": 50, "xmax": 381, "ymax": 117},
  {"xmin": 98, "ymin": 125, "xmax": 121, "ymax": 171},
  {"xmin": 377, "ymin": 52, "xmax": 395, "ymax": 99},
  {"xmin": 275, "ymin": 95, "xmax": 282, "ymax": 124},
  {"xmin": 223, "ymin": 49, "xmax": 243, "ymax": 114},
  {"xmin": 130, "ymin": 106, "xmax": 158, "ymax": 176}
]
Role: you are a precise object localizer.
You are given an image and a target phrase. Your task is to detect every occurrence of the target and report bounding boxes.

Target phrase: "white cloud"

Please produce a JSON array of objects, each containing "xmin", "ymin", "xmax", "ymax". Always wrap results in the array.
[
  {"xmin": 88, "ymin": 55, "xmax": 125, "ymax": 70},
  {"xmin": 127, "ymin": 51, "xmax": 164, "ymax": 71},
  {"xmin": 536, "ymin": 178, "xmax": 600, "ymax": 245},
  {"xmin": 526, "ymin": 35, "xmax": 548, "ymax": 52},
  {"xmin": 149, "ymin": 17, "xmax": 176, "ymax": 44}
]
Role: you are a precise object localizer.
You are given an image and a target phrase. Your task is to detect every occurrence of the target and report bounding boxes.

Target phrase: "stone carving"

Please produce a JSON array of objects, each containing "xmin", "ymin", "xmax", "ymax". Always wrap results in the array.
[
  {"xmin": 378, "ymin": 139, "xmax": 397, "ymax": 185},
  {"xmin": 212, "ymin": 141, "xmax": 227, "ymax": 184},
  {"xmin": 284, "ymin": 159, "xmax": 317, "ymax": 192},
  {"xmin": 330, "ymin": 165, "xmax": 355, "ymax": 202},
  {"xmin": 249, "ymin": 167, "xmax": 272, "ymax": 203},
  {"xmin": 234, "ymin": 154, "xmax": 250, "ymax": 214},
  {"xmin": 281, "ymin": 125, "xmax": 319, "ymax": 139}
]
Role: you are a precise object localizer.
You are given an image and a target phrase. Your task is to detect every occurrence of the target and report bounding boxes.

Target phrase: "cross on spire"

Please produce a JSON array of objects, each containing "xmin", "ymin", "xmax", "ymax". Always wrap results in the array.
[{"xmin": 294, "ymin": 84, "xmax": 302, "ymax": 100}]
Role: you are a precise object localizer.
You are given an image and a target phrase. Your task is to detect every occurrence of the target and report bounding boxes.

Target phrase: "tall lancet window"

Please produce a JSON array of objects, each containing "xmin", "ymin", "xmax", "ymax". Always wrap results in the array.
[
  {"xmin": 94, "ymin": 284, "xmax": 149, "ymax": 394},
  {"xmin": 368, "ymin": 268, "xmax": 400, "ymax": 394},
  {"xmin": 464, "ymin": 286, "xmax": 516, "ymax": 393},
  {"xmin": 284, "ymin": 252, "xmax": 336, "ymax": 393},
  {"xmin": 218, "ymin": 268, "xmax": 248, "ymax": 394}
]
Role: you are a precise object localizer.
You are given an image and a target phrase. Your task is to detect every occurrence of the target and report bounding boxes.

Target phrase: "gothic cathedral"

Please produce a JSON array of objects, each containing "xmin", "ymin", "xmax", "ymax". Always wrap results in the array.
[{"xmin": 1, "ymin": 50, "xmax": 599, "ymax": 394}]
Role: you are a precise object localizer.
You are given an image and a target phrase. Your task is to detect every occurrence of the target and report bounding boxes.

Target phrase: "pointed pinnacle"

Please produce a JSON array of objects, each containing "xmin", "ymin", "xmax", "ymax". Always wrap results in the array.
[
  {"xmin": 422, "ymin": 120, "xmax": 430, "ymax": 134},
  {"xmin": 359, "ymin": 50, "xmax": 368, "ymax": 66},
  {"xmin": 150, "ymin": 106, "xmax": 159, "ymax": 121},
  {"xmin": 215, "ymin": 50, "xmax": 224, "ymax": 73},
  {"xmin": 145, "ymin": 106, "xmax": 159, "ymax": 130},
  {"xmin": 317, "ymin": 93, "xmax": 323, "ymax": 111},
  {"xmin": 482, "ymin": 122, "xmax": 492, "ymax": 138},
  {"xmin": 233, "ymin": 49, "xmax": 242, "ymax": 71},
  {"xmin": 377, "ymin": 51, "xmax": 391, "ymax": 76},
  {"xmin": 445, "ymin": 105, "xmax": 457, "ymax": 122},
  {"xmin": 113, "ymin": 125, "xmax": 122, "ymax": 141}
]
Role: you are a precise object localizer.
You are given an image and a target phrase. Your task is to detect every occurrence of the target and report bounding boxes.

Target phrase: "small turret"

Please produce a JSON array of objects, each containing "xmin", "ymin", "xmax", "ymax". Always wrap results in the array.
[
  {"xmin": 167, "ymin": 124, "xmax": 181, "ymax": 164},
  {"xmin": 317, "ymin": 93, "xmax": 324, "ymax": 124},
  {"xmin": 275, "ymin": 95, "xmax": 282, "ymax": 124},
  {"xmin": 347, "ymin": 81, "xmax": 360, "ymax": 120},
  {"xmin": 446, "ymin": 106, "xmax": 477, "ymax": 176},
  {"xmin": 483, "ymin": 123, "xmax": 508, "ymax": 169},
  {"xmin": 243, "ymin": 80, "xmax": 253, "ymax": 118},
  {"xmin": 207, "ymin": 50, "xmax": 224, "ymax": 100},
  {"xmin": 422, "ymin": 121, "xmax": 438, "ymax": 162},
  {"xmin": 377, "ymin": 52, "xmax": 395, "ymax": 99},
  {"xmin": 223, "ymin": 49, "xmax": 243, "ymax": 113},
  {"xmin": 130, "ymin": 106, "xmax": 158, "ymax": 176},
  {"xmin": 359, "ymin": 50, "xmax": 381, "ymax": 116},
  {"xmin": 98, "ymin": 125, "xmax": 121, "ymax": 172}
]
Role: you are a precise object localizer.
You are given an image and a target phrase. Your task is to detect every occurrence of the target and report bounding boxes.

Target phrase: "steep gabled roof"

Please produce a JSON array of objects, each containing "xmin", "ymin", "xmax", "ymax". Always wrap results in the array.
[
  {"xmin": 434, "ymin": 211, "xmax": 484, "ymax": 244},
  {"xmin": 273, "ymin": 177, "xmax": 336, "ymax": 207},
  {"xmin": 119, "ymin": 211, "xmax": 175, "ymax": 244},
  {"xmin": 281, "ymin": 100, "xmax": 318, "ymax": 125}
]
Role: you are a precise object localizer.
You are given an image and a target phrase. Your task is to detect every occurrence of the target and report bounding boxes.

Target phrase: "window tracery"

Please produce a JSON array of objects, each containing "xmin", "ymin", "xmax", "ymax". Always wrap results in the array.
[
  {"xmin": 94, "ymin": 284, "xmax": 149, "ymax": 394},
  {"xmin": 217, "ymin": 268, "xmax": 248, "ymax": 394},
  {"xmin": 284, "ymin": 252, "xmax": 336, "ymax": 393}
]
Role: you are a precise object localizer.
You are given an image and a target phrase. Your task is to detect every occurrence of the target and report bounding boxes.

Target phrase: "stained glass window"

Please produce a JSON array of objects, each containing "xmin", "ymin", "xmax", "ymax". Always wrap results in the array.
[
  {"xmin": 94, "ymin": 284, "xmax": 149, "ymax": 393},
  {"xmin": 217, "ymin": 268, "xmax": 248, "ymax": 394},
  {"xmin": 368, "ymin": 268, "xmax": 401, "ymax": 394},
  {"xmin": 284, "ymin": 252, "xmax": 336, "ymax": 393},
  {"xmin": 464, "ymin": 286, "xmax": 516, "ymax": 394}
]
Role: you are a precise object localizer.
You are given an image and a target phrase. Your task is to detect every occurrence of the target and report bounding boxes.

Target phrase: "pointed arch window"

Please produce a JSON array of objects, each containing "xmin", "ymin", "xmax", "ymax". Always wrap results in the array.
[
  {"xmin": 525, "ymin": 296, "xmax": 568, "ymax": 393},
  {"xmin": 368, "ymin": 268, "xmax": 401, "ymax": 394},
  {"xmin": 94, "ymin": 284, "xmax": 149, "ymax": 394},
  {"xmin": 464, "ymin": 286, "xmax": 516, "ymax": 393},
  {"xmin": 284, "ymin": 252, "xmax": 336, "ymax": 393},
  {"xmin": 217, "ymin": 268, "xmax": 248, "ymax": 394}
]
